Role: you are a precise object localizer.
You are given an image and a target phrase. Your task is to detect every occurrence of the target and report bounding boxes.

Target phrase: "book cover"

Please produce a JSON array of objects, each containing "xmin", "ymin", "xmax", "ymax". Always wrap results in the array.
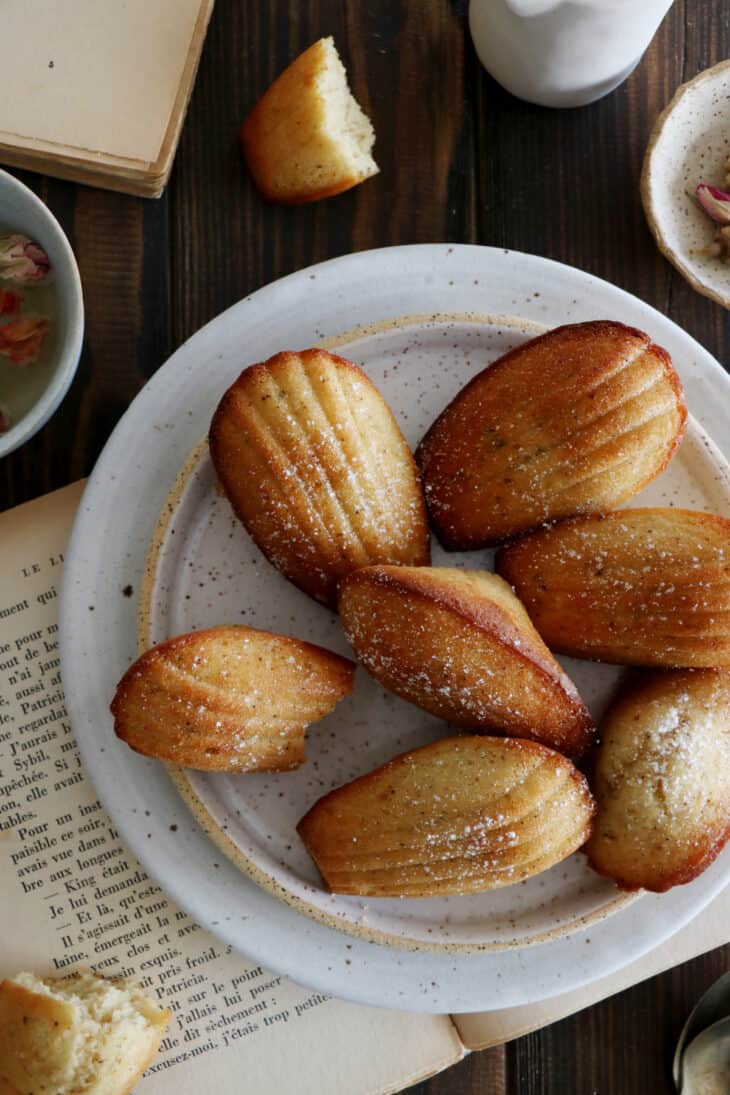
[{"xmin": 0, "ymin": 1, "xmax": 215, "ymax": 197}]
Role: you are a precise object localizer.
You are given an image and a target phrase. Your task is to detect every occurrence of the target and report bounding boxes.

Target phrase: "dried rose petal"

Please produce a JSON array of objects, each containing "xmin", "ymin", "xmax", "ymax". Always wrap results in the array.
[
  {"xmin": 0, "ymin": 403, "xmax": 11, "ymax": 433},
  {"xmin": 695, "ymin": 183, "xmax": 730, "ymax": 225},
  {"xmin": 0, "ymin": 234, "xmax": 50, "ymax": 284},
  {"xmin": 0, "ymin": 315, "xmax": 49, "ymax": 366},
  {"xmin": 0, "ymin": 287, "xmax": 21, "ymax": 315}
]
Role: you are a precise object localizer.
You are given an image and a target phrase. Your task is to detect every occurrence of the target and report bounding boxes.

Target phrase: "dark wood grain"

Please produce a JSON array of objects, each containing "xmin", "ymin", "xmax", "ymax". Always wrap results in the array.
[
  {"xmin": 168, "ymin": 0, "xmax": 478, "ymax": 352},
  {"xmin": 1, "ymin": 0, "xmax": 728, "ymax": 1091}
]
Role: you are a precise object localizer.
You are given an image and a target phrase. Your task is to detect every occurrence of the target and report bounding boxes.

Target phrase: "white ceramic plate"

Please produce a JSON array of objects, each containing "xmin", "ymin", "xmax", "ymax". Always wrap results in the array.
[
  {"xmin": 139, "ymin": 313, "xmax": 728, "ymax": 954},
  {"xmin": 642, "ymin": 60, "xmax": 730, "ymax": 309},
  {"xmin": 61, "ymin": 245, "xmax": 730, "ymax": 1012}
]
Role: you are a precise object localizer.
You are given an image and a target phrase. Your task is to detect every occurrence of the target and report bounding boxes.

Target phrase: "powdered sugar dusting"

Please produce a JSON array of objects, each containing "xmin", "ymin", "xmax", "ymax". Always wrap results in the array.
[{"xmin": 590, "ymin": 670, "xmax": 730, "ymax": 890}]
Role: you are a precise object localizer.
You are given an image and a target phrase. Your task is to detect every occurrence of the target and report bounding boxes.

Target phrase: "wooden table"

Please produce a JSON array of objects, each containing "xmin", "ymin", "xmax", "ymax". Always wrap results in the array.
[{"xmin": 2, "ymin": 1, "xmax": 728, "ymax": 1091}]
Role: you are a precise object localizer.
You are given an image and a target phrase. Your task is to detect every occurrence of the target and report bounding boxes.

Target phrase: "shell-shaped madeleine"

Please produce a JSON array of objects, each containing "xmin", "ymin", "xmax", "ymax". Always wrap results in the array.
[
  {"xmin": 298, "ymin": 737, "xmax": 595, "ymax": 897},
  {"xmin": 497, "ymin": 508, "xmax": 730, "ymax": 667},
  {"xmin": 586, "ymin": 670, "xmax": 730, "ymax": 892},
  {"xmin": 338, "ymin": 566, "xmax": 594, "ymax": 756},
  {"xmin": 417, "ymin": 321, "xmax": 686, "ymax": 549},
  {"xmin": 111, "ymin": 625, "xmax": 355, "ymax": 771},
  {"xmin": 209, "ymin": 349, "xmax": 430, "ymax": 609}
]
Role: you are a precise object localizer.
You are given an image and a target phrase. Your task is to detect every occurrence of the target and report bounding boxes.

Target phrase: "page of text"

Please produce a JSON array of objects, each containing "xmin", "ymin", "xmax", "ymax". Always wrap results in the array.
[{"xmin": 0, "ymin": 484, "xmax": 463, "ymax": 1094}]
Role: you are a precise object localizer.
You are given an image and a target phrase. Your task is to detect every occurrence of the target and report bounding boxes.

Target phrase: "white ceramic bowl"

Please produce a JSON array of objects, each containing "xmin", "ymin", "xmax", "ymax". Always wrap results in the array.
[
  {"xmin": 0, "ymin": 169, "xmax": 84, "ymax": 457},
  {"xmin": 642, "ymin": 60, "xmax": 730, "ymax": 309}
]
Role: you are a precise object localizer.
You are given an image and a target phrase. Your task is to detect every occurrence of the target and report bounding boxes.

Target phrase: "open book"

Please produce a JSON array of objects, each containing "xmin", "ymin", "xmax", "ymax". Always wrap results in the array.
[{"xmin": 1, "ymin": 483, "xmax": 727, "ymax": 1093}]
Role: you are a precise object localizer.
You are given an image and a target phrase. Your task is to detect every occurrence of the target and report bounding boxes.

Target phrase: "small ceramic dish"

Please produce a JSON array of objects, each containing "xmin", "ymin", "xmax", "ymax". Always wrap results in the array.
[
  {"xmin": 642, "ymin": 59, "xmax": 730, "ymax": 309},
  {"xmin": 0, "ymin": 168, "xmax": 84, "ymax": 458}
]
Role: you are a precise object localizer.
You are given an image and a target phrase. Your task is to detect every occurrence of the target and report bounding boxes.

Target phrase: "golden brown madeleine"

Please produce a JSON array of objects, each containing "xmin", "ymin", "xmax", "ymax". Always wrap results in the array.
[
  {"xmin": 338, "ymin": 565, "xmax": 594, "ymax": 756},
  {"xmin": 497, "ymin": 508, "xmax": 730, "ymax": 667},
  {"xmin": 240, "ymin": 37, "xmax": 378, "ymax": 204},
  {"xmin": 210, "ymin": 349, "xmax": 430, "ymax": 609},
  {"xmin": 586, "ymin": 670, "xmax": 730, "ymax": 892},
  {"xmin": 417, "ymin": 321, "xmax": 686, "ymax": 548},
  {"xmin": 298, "ymin": 737, "xmax": 595, "ymax": 897},
  {"xmin": 111, "ymin": 625, "xmax": 355, "ymax": 772}
]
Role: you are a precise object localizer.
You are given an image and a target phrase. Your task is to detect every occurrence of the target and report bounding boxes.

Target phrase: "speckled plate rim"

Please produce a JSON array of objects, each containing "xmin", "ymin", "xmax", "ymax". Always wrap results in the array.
[
  {"xmin": 641, "ymin": 59, "xmax": 730, "ymax": 309},
  {"xmin": 137, "ymin": 312, "xmax": 639, "ymax": 955},
  {"xmin": 60, "ymin": 244, "xmax": 730, "ymax": 1013}
]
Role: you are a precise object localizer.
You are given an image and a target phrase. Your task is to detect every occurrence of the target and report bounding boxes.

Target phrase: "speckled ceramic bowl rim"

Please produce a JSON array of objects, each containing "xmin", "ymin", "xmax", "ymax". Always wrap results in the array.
[
  {"xmin": 0, "ymin": 168, "xmax": 84, "ymax": 457},
  {"xmin": 138, "ymin": 311, "xmax": 638, "ymax": 955},
  {"xmin": 641, "ymin": 59, "xmax": 730, "ymax": 309}
]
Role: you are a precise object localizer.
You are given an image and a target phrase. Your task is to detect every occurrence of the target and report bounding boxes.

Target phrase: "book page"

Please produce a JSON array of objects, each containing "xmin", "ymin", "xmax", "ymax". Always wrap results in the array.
[
  {"xmin": 0, "ymin": 0, "xmax": 207, "ymax": 163},
  {"xmin": 0, "ymin": 483, "xmax": 464, "ymax": 1093}
]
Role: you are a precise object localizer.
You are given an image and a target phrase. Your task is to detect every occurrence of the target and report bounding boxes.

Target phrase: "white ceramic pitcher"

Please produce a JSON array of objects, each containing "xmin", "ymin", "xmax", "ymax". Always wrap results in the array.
[{"xmin": 469, "ymin": 0, "xmax": 676, "ymax": 108}]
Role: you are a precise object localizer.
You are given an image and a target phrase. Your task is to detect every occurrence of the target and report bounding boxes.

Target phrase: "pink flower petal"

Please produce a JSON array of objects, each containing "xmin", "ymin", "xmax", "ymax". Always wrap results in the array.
[
  {"xmin": 0, "ymin": 287, "xmax": 21, "ymax": 315},
  {"xmin": 695, "ymin": 183, "xmax": 730, "ymax": 225},
  {"xmin": 0, "ymin": 234, "xmax": 51, "ymax": 284},
  {"xmin": 0, "ymin": 314, "xmax": 49, "ymax": 366}
]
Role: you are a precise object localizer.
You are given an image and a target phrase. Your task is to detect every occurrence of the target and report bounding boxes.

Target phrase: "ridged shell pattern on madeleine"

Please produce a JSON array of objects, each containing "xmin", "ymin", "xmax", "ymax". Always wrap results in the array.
[
  {"xmin": 210, "ymin": 349, "xmax": 430, "ymax": 609},
  {"xmin": 417, "ymin": 321, "xmax": 686, "ymax": 548},
  {"xmin": 497, "ymin": 508, "xmax": 730, "ymax": 667},
  {"xmin": 586, "ymin": 670, "xmax": 730, "ymax": 892},
  {"xmin": 111, "ymin": 625, "xmax": 355, "ymax": 771},
  {"xmin": 297, "ymin": 737, "xmax": 596, "ymax": 897},
  {"xmin": 338, "ymin": 566, "xmax": 595, "ymax": 756}
]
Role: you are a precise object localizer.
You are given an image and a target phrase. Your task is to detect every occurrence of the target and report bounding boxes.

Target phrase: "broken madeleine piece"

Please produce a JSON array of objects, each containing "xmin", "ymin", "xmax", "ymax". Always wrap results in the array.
[
  {"xmin": 338, "ymin": 565, "xmax": 594, "ymax": 756},
  {"xmin": 417, "ymin": 321, "xmax": 686, "ymax": 548},
  {"xmin": 497, "ymin": 508, "xmax": 730, "ymax": 667},
  {"xmin": 111, "ymin": 625, "xmax": 355, "ymax": 771},
  {"xmin": 240, "ymin": 36, "xmax": 379, "ymax": 203},
  {"xmin": 298, "ymin": 737, "xmax": 595, "ymax": 897},
  {"xmin": 0, "ymin": 969, "xmax": 169, "ymax": 1095},
  {"xmin": 586, "ymin": 669, "xmax": 730, "ymax": 892},
  {"xmin": 210, "ymin": 349, "xmax": 430, "ymax": 610}
]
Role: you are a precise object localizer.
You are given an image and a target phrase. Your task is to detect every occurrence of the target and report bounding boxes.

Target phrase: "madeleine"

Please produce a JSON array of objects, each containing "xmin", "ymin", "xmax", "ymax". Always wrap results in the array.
[
  {"xmin": 298, "ymin": 737, "xmax": 595, "ymax": 897},
  {"xmin": 0, "ymin": 970, "xmax": 170, "ymax": 1095},
  {"xmin": 587, "ymin": 670, "xmax": 730, "ymax": 892},
  {"xmin": 417, "ymin": 321, "xmax": 686, "ymax": 548},
  {"xmin": 240, "ymin": 37, "xmax": 378, "ymax": 204},
  {"xmin": 111, "ymin": 625, "xmax": 355, "ymax": 771},
  {"xmin": 497, "ymin": 508, "xmax": 730, "ymax": 667},
  {"xmin": 338, "ymin": 565, "xmax": 594, "ymax": 756},
  {"xmin": 210, "ymin": 349, "xmax": 430, "ymax": 609}
]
